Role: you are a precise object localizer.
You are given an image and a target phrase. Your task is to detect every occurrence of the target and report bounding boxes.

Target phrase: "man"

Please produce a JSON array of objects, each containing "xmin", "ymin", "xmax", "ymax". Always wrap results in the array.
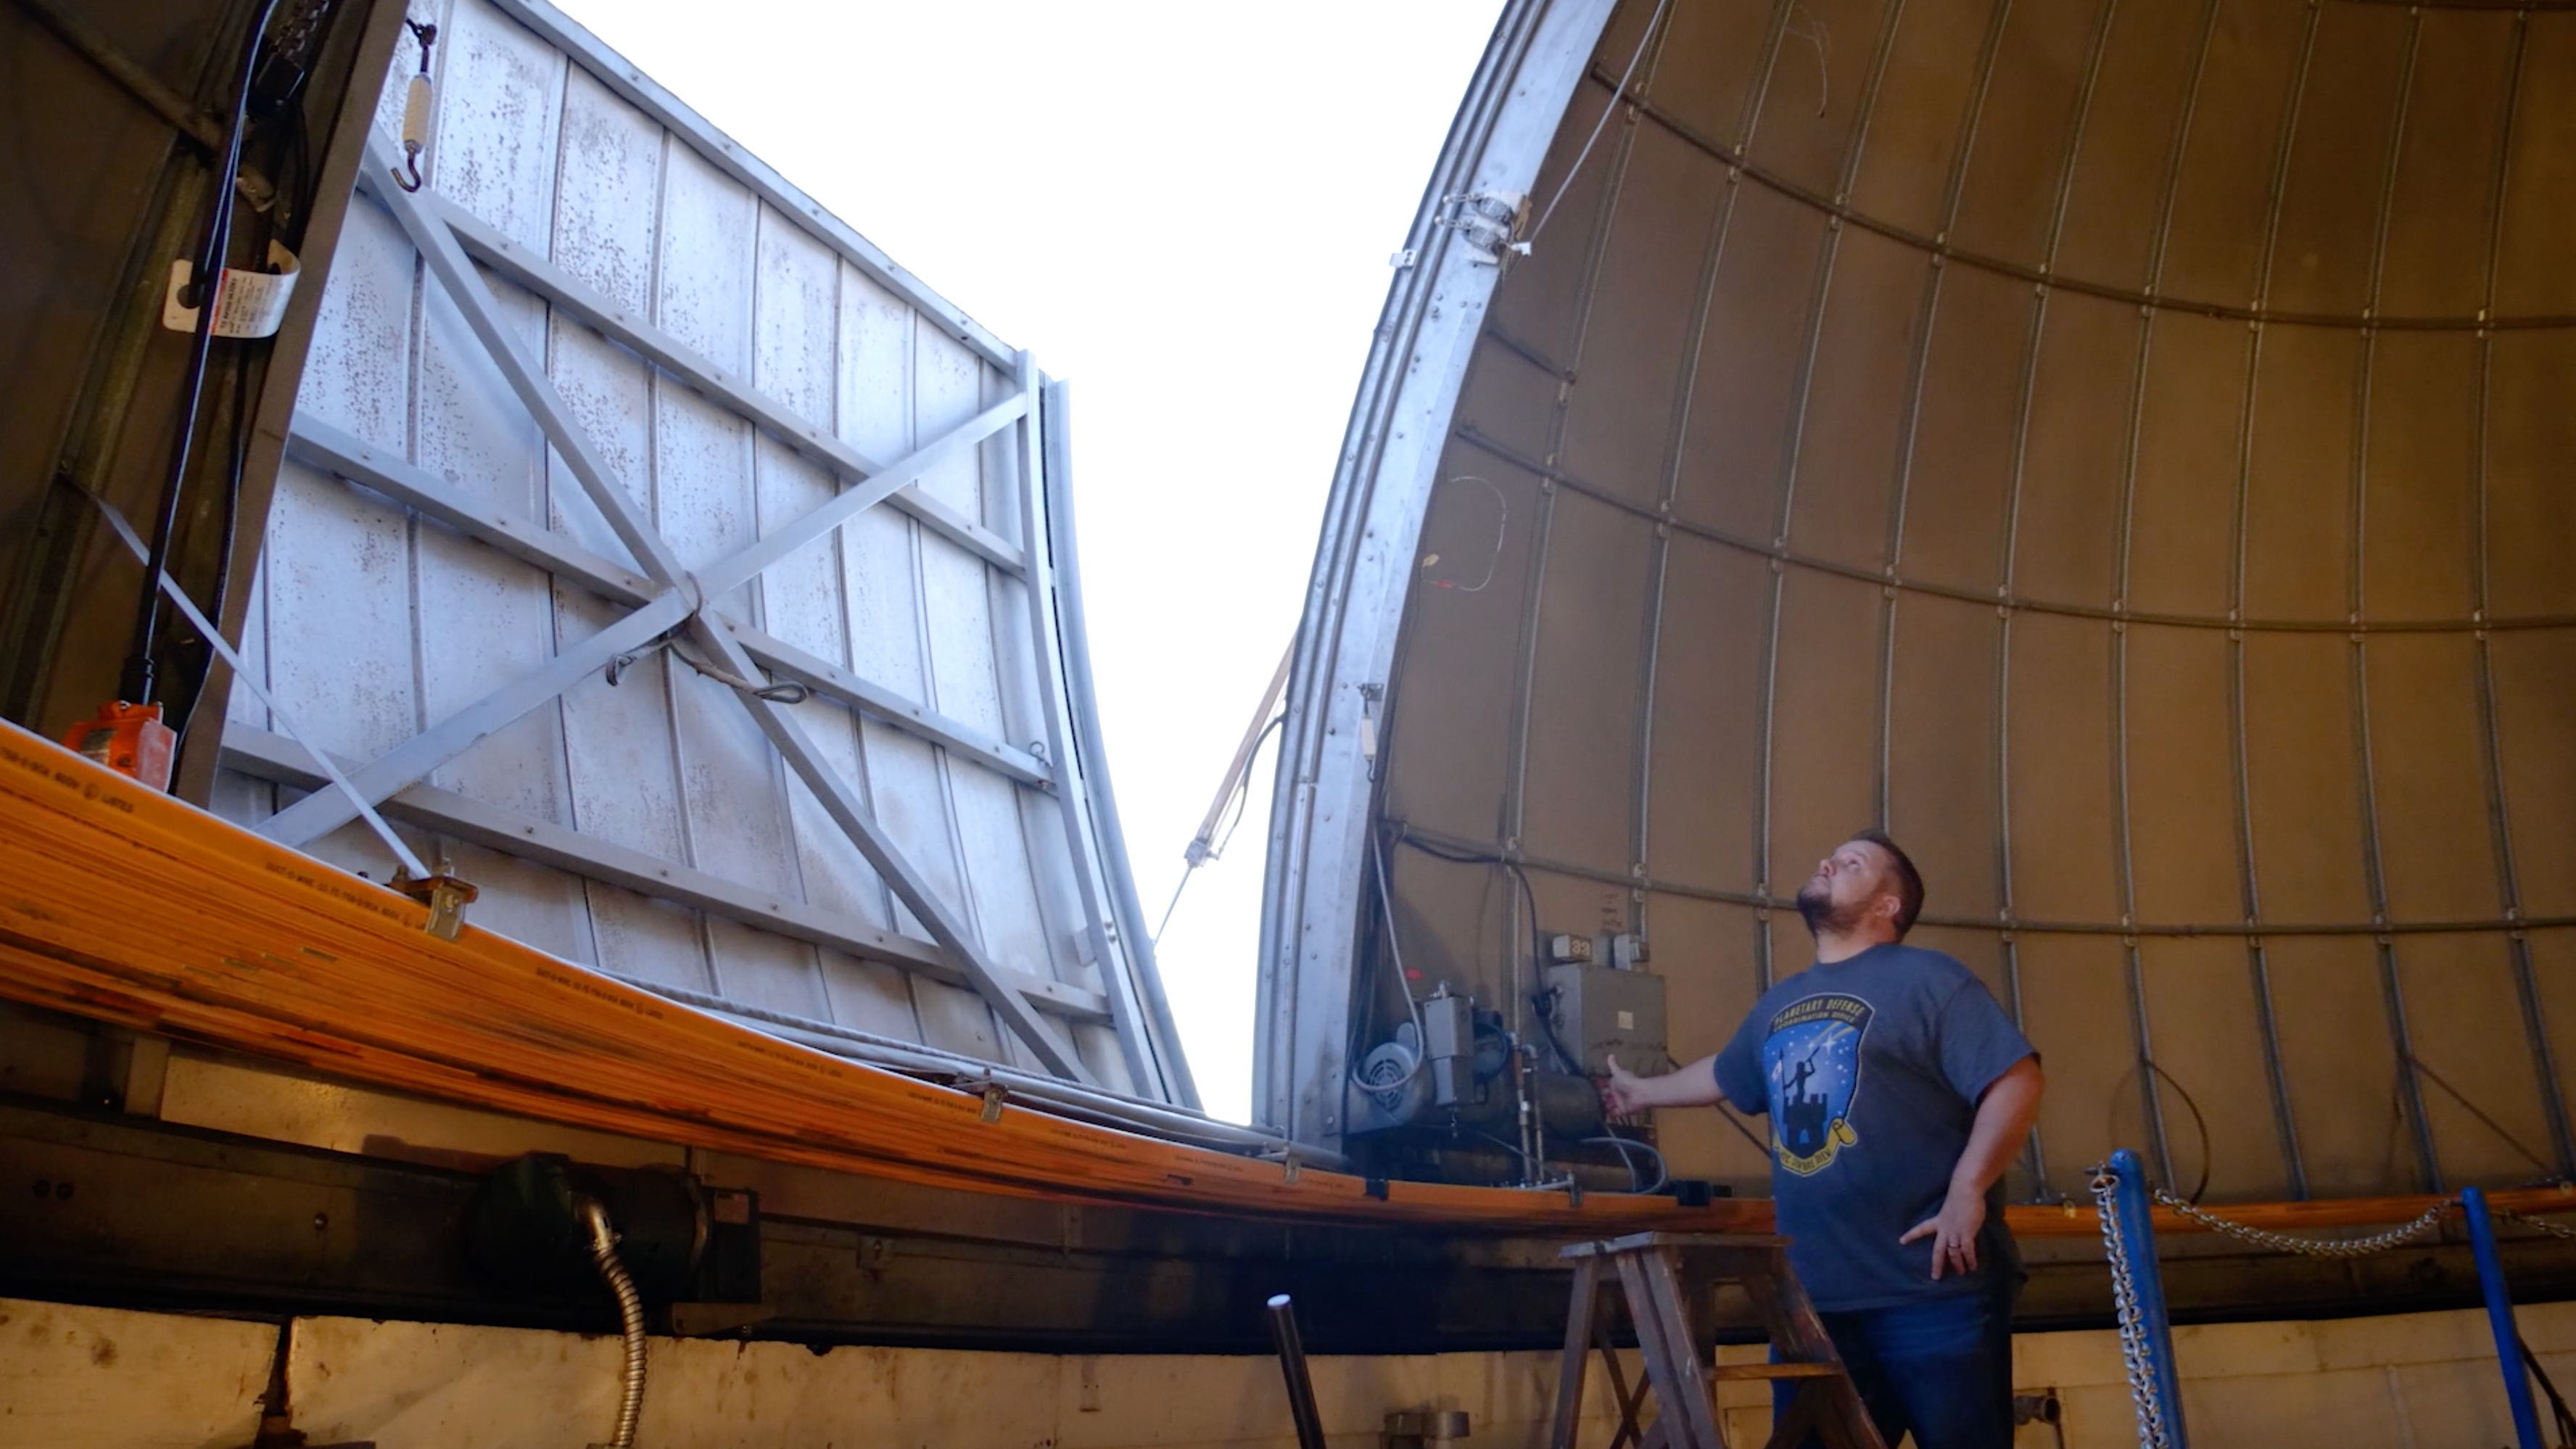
[{"xmin": 1603, "ymin": 831, "xmax": 2044, "ymax": 1449}]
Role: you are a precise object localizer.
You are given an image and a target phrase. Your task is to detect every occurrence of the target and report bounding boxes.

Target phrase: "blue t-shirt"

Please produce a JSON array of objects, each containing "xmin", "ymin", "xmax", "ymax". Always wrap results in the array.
[{"xmin": 1712, "ymin": 943, "xmax": 2036, "ymax": 1312}]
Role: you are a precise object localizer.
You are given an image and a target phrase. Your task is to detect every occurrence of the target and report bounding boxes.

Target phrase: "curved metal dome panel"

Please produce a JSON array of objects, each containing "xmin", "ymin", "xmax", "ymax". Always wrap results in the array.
[{"xmin": 1265, "ymin": 0, "xmax": 2576, "ymax": 1205}]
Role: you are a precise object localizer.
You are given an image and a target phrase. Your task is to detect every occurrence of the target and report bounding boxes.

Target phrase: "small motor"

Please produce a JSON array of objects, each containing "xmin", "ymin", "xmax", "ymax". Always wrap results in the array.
[{"xmin": 62, "ymin": 701, "xmax": 176, "ymax": 790}]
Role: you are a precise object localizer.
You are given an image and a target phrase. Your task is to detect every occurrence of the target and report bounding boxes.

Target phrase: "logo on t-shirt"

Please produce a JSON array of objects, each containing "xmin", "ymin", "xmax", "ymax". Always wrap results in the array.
[{"xmin": 1762, "ymin": 994, "xmax": 1873, "ymax": 1176}]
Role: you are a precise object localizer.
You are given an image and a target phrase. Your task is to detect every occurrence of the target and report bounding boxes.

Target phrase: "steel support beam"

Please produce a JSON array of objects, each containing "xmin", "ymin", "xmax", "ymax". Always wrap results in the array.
[
  {"xmin": 413, "ymin": 186, "xmax": 1023, "ymax": 575},
  {"xmin": 257, "ymin": 585, "xmax": 692, "ymax": 847},
  {"xmin": 691, "ymin": 392, "xmax": 1025, "ymax": 598},
  {"xmin": 1011, "ymin": 359, "xmax": 1160, "ymax": 1098},
  {"xmin": 286, "ymin": 413, "xmax": 1050, "ymax": 788},
  {"xmin": 220, "ymin": 724, "xmax": 1114, "ymax": 1025},
  {"xmin": 680, "ymin": 611, "xmax": 1097, "ymax": 1082}
]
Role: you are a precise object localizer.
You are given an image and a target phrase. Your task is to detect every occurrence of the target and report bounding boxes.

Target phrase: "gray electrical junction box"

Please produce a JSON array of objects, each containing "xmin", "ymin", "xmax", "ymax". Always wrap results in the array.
[{"xmin": 1543, "ymin": 962, "xmax": 1667, "ymax": 1076}]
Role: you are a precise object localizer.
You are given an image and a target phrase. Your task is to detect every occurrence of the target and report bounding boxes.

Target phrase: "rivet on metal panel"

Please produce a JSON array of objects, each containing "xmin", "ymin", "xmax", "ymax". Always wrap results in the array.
[{"xmin": 1656, "ymin": 522, "xmax": 1671, "ymax": 539}]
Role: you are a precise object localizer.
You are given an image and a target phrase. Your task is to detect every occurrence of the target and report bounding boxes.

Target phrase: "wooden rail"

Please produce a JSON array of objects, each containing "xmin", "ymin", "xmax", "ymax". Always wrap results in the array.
[{"xmin": 2, "ymin": 719, "xmax": 2567, "ymax": 1239}]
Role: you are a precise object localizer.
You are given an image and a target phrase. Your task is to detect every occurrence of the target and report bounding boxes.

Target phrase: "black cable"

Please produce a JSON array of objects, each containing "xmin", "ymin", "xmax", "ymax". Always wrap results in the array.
[
  {"xmin": 2409, "ymin": 1053, "xmax": 2560, "ymax": 1181},
  {"xmin": 2521, "ymin": 1335, "xmax": 2576, "ymax": 1448},
  {"xmin": 121, "ymin": 0, "xmax": 286, "ymax": 708},
  {"xmin": 2143, "ymin": 1060, "xmax": 2213, "ymax": 1205}
]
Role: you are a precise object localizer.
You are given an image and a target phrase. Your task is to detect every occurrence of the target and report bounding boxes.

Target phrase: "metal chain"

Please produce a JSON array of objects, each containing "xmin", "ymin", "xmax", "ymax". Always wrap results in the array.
[
  {"xmin": 2091, "ymin": 1168, "xmax": 2174, "ymax": 1449},
  {"xmin": 2149, "ymin": 1189, "xmax": 2452, "ymax": 1258},
  {"xmin": 2493, "ymin": 1205, "xmax": 2576, "ymax": 1241}
]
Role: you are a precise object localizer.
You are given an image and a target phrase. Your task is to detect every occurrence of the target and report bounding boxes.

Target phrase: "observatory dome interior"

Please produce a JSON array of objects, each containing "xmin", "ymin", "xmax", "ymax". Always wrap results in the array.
[{"xmin": 1276, "ymin": 0, "xmax": 2576, "ymax": 1208}]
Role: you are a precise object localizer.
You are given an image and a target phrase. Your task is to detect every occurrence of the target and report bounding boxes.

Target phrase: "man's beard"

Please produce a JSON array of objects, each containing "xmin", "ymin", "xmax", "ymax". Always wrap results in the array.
[{"xmin": 1796, "ymin": 878, "xmax": 1866, "ymax": 936}]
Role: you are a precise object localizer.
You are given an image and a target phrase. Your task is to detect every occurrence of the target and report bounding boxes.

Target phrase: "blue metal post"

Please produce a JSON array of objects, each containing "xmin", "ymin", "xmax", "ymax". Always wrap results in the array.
[
  {"xmin": 2463, "ymin": 1186, "xmax": 2546, "ymax": 1449},
  {"xmin": 2109, "ymin": 1148, "xmax": 2190, "ymax": 1448}
]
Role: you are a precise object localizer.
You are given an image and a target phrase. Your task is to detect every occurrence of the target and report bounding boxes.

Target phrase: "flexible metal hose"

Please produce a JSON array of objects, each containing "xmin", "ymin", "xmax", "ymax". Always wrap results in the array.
[{"xmin": 579, "ymin": 1196, "xmax": 646, "ymax": 1449}]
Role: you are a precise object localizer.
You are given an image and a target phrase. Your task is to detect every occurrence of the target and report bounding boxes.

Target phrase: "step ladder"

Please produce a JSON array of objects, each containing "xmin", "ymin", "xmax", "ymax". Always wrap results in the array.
[{"xmin": 1548, "ymin": 1231, "xmax": 1886, "ymax": 1449}]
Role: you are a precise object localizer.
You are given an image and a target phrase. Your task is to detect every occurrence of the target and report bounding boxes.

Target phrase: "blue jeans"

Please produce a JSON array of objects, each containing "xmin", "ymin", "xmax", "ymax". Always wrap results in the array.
[{"xmin": 1774, "ymin": 1284, "xmax": 2014, "ymax": 1449}]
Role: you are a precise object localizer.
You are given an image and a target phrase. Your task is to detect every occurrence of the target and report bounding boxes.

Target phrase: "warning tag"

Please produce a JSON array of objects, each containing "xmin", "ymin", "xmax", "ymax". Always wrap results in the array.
[{"xmin": 161, "ymin": 241, "xmax": 301, "ymax": 339}]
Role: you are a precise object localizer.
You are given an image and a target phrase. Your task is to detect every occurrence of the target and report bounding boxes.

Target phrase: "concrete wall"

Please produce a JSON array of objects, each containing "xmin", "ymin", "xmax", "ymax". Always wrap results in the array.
[{"xmin": 11, "ymin": 1293, "xmax": 2575, "ymax": 1448}]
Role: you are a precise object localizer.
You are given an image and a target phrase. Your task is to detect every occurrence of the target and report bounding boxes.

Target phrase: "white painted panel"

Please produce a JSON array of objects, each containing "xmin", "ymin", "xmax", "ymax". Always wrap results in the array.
[
  {"xmin": 584, "ymin": 880, "xmax": 714, "ymax": 991},
  {"xmin": 656, "ymin": 141, "xmax": 756, "ymax": 376},
  {"xmin": 843, "ymin": 510, "xmax": 927, "ymax": 700},
  {"xmin": 817, "ymin": 947, "xmax": 921, "ymax": 1039},
  {"xmin": 667, "ymin": 668, "xmax": 798, "ymax": 895},
  {"xmin": 296, "ymin": 199, "xmax": 413, "ymax": 449},
  {"xmin": 912, "ymin": 971, "xmax": 1004, "ymax": 1061},
  {"xmin": 552, "ymin": 67, "xmax": 662, "ymax": 315},
  {"xmin": 542, "ymin": 316, "xmax": 651, "ymax": 571},
  {"xmin": 754, "ymin": 205, "xmax": 837, "ymax": 426},
  {"xmin": 653, "ymin": 384, "xmax": 754, "ymax": 614},
  {"xmin": 265, "ymin": 462, "xmax": 416, "ymax": 760},
  {"xmin": 0, "ymin": 1297, "xmax": 274, "ymax": 1449},
  {"xmin": 208, "ymin": 767, "xmax": 275, "ymax": 825},
  {"xmin": 751, "ymin": 442, "xmax": 843, "ymax": 668},
  {"xmin": 912, "ymin": 322, "xmax": 982, "ymax": 514},
  {"xmin": 705, "ymin": 915, "xmax": 828, "ymax": 1018},
  {"xmin": 836, "ymin": 263, "xmax": 912, "ymax": 461},
  {"xmin": 920, "ymin": 534, "xmax": 1006, "ymax": 737},
  {"xmin": 949, "ymin": 766, "xmax": 1053, "ymax": 978},
  {"xmin": 429, "ymin": 0, "xmax": 565, "ymax": 255},
  {"xmin": 554, "ymin": 594, "xmax": 685, "ymax": 859}
]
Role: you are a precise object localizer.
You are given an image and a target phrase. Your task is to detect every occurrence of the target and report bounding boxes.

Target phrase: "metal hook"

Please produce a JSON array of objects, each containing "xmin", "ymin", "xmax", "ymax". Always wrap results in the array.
[{"xmin": 390, "ymin": 18, "xmax": 436, "ymax": 193}]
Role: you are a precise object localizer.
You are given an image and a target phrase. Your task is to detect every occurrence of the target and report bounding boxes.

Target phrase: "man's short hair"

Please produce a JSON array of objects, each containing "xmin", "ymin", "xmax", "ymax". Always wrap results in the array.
[{"xmin": 1852, "ymin": 829, "xmax": 1924, "ymax": 939}]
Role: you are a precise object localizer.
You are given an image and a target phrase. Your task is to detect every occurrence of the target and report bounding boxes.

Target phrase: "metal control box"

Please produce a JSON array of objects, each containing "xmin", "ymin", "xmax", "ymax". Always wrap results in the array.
[{"xmin": 1543, "ymin": 963, "xmax": 1666, "ymax": 1076}]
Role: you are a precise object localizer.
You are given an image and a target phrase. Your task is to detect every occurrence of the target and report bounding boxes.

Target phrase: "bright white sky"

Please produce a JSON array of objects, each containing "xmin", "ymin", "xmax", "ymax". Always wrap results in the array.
[{"xmin": 558, "ymin": 1, "xmax": 1503, "ymax": 1121}]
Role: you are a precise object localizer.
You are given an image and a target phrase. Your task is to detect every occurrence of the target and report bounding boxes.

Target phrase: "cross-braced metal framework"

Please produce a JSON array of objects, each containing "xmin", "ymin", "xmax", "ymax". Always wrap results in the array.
[{"xmin": 229, "ymin": 45, "xmax": 1187, "ymax": 1102}]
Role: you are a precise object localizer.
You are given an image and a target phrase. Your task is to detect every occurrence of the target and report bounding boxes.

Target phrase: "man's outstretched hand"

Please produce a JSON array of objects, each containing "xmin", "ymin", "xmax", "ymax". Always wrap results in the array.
[
  {"xmin": 1600, "ymin": 1054, "xmax": 1652, "ymax": 1118},
  {"xmin": 1899, "ymin": 1189, "xmax": 1985, "ymax": 1279}
]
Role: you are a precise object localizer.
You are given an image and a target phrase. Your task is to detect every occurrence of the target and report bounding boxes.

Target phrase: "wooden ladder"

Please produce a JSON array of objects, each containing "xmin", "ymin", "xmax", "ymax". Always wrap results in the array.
[{"xmin": 1548, "ymin": 1231, "xmax": 1887, "ymax": 1449}]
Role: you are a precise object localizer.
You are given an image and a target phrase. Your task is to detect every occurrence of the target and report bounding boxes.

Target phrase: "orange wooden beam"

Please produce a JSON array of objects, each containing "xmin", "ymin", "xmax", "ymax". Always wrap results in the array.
[{"xmin": 3, "ymin": 719, "xmax": 2567, "ymax": 1243}]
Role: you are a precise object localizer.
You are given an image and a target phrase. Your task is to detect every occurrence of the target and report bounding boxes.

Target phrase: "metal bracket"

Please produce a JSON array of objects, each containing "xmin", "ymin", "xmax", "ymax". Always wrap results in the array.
[
  {"xmin": 392, "ymin": 871, "xmax": 479, "ymax": 941},
  {"xmin": 1436, "ymin": 191, "xmax": 1532, "ymax": 266}
]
